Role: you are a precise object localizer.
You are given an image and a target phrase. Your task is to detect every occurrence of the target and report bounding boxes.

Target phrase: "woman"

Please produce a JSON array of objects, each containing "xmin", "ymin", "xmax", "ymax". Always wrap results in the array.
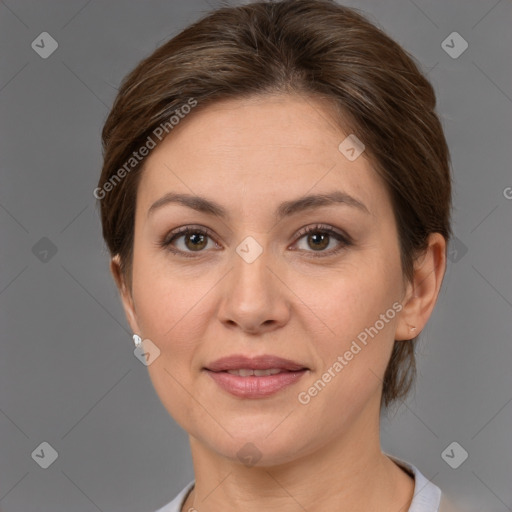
[{"xmin": 96, "ymin": 1, "xmax": 459, "ymax": 510}]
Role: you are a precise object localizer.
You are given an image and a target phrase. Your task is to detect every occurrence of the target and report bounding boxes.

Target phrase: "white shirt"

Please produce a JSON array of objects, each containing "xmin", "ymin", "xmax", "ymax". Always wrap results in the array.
[{"xmin": 154, "ymin": 454, "xmax": 447, "ymax": 512}]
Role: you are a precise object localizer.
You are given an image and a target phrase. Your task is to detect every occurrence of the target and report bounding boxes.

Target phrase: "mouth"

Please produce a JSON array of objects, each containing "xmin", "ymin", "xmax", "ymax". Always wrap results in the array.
[
  {"xmin": 218, "ymin": 368, "xmax": 298, "ymax": 376},
  {"xmin": 203, "ymin": 354, "xmax": 309, "ymax": 398},
  {"xmin": 204, "ymin": 354, "xmax": 309, "ymax": 373}
]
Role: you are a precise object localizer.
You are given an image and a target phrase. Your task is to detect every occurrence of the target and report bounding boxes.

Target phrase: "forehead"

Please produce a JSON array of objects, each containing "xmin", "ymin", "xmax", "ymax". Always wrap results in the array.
[{"xmin": 136, "ymin": 94, "xmax": 389, "ymax": 219}]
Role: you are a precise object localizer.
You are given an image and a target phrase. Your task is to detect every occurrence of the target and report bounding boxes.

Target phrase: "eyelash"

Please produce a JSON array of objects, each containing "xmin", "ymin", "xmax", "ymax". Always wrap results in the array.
[{"xmin": 158, "ymin": 223, "xmax": 352, "ymax": 259}]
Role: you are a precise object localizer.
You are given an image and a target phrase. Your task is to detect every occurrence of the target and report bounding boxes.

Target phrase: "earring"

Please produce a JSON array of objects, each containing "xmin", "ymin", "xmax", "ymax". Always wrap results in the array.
[
  {"xmin": 133, "ymin": 334, "xmax": 142, "ymax": 349},
  {"xmin": 410, "ymin": 326, "xmax": 417, "ymax": 333}
]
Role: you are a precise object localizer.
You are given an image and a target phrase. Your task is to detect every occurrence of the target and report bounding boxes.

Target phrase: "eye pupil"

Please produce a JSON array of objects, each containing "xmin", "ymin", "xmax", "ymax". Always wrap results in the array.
[
  {"xmin": 308, "ymin": 233, "xmax": 329, "ymax": 250},
  {"xmin": 186, "ymin": 232, "xmax": 207, "ymax": 251}
]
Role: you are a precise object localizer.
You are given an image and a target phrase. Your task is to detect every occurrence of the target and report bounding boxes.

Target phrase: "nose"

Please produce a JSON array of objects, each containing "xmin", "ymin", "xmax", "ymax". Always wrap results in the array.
[{"xmin": 217, "ymin": 241, "xmax": 291, "ymax": 334}]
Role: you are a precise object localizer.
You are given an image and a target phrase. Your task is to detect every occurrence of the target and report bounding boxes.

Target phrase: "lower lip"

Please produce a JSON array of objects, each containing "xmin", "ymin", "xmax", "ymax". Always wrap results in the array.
[{"xmin": 204, "ymin": 369, "xmax": 307, "ymax": 398}]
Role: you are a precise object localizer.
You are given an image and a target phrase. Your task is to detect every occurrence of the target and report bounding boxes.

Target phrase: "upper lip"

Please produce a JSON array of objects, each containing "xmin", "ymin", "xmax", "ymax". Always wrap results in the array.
[{"xmin": 204, "ymin": 354, "xmax": 308, "ymax": 372}]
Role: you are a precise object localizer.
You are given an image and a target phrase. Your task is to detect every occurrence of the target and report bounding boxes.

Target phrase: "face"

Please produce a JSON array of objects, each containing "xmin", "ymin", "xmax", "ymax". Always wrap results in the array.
[{"xmin": 115, "ymin": 94, "xmax": 412, "ymax": 465}]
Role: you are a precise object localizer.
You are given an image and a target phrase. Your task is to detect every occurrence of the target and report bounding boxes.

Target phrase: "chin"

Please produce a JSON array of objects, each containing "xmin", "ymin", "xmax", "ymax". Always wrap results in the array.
[{"xmin": 201, "ymin": 428, "xmax": 310, "ymax": 467}]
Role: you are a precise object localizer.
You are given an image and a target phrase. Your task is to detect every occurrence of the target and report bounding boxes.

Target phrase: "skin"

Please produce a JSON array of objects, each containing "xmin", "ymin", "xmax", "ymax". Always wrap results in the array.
[{"xmin": 110, "ymin": 93, "xmax": 446, "ymax": 512}]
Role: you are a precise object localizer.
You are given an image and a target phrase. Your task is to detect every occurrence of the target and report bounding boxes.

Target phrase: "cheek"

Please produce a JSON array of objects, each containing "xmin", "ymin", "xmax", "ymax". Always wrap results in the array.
[
  {"xmin": 132, "ymin": 252, "xmax": 205, "ymax": 344},
  {"xmin": 292, "ymin": 274, "xmax": 399, "ymax": 426},
  {"xmin": 299, "ymin": 255, "xmax": 401, "ymax": 374},
  {"xmin": 133, "ymin": 263, "xmax": 207, "ymax": 428},
  {"xmin": 307, "ymin": 265, "xmax": 394, "ymax": 330}
]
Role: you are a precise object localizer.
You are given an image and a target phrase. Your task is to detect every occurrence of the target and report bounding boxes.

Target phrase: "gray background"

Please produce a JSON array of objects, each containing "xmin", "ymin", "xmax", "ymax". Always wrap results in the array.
[{"xmin": 1, "ymin": 0, "xmax": 511, "ymax": 510}]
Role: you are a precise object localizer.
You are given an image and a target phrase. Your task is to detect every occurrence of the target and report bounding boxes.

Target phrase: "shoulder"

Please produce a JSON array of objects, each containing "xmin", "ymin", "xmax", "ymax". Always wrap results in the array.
[{"xmin": 153, "ymin": 481, "xmax": 195, "ymax": 512}]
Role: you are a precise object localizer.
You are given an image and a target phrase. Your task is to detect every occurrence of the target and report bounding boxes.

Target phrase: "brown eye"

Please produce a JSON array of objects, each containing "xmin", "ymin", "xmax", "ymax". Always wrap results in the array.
[
  {"xmin": 294, "ymin": 224, "xmax": 352, "ymax": 257},
  {"xmin": 306, "ymin": 232, "xmax": 330, "ymax": 251},
  {"xmin": 184, "ymin": 232, "xmax": 208, "ymax": 251},
  {"xmin": 160, "ymin": 226, "xmax": 218, "ymax": 256}
]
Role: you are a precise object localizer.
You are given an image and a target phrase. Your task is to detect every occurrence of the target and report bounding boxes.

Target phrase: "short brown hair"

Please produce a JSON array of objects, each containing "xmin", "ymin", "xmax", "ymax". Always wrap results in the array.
[{"xmin": 97, "ymin": 0, "xmax": 452, "ymax": 409}]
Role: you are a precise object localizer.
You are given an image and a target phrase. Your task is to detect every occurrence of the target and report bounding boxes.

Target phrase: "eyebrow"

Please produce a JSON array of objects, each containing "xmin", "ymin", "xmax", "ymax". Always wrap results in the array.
[{"xmin": 147, "ymin": 190, "xmax": 370, "ymax": 220}]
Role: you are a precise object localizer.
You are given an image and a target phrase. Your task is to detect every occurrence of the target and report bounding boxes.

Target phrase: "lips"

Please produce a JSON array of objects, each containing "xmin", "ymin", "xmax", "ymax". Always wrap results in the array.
[
  {"xmin": 204, "ymin": 354, "xmax": 308, "ymax": 373},
  {"xmin": 203, "ymin": 354, "xmax": 309, "ymax": 398}
]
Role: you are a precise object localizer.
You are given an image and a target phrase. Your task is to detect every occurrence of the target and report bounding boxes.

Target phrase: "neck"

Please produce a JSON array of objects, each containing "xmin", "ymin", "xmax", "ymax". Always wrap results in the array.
[{"xmin": 181, "ymin": 398, "xmax": 414, "ymax": 512}]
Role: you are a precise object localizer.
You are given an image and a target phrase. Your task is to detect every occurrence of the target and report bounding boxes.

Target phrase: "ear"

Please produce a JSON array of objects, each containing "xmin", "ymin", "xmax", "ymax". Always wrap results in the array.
[
  {"xmin": 395, "ymin": 233, "xmax": 447, "ymax": 341},
  {"xmin": 110, "ymin": 254, "xmax": 141, "ymax": 335}
]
